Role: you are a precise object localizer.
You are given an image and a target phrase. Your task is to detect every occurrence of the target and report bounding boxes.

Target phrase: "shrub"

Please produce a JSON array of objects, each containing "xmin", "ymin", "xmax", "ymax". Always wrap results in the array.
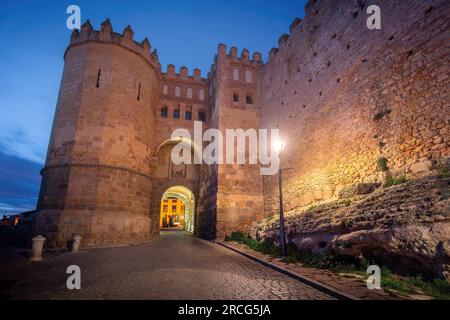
[
  {"xmin": 373, "ymin": 109, "xmax": 391, "ymax": 121},
  {"xmin": 377, "ymin": 157, "xmax": 389, "ymax": 172}
]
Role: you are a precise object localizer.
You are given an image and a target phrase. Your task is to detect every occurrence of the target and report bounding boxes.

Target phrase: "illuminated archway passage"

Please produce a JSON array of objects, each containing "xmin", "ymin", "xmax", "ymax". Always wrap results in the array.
[{"xmin": 160, "ymin": 186, "xmax": 195, "ymax": 233}]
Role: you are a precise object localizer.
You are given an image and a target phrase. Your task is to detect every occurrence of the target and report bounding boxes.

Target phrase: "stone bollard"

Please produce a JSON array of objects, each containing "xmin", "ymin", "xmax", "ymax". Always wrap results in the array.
[
  {"xmin": 72, "ymin": 235, "xmax": 82, "ymax": 252},
  {"xmin": 30, "ymin": 235, "xmax": 46, "ymax": 261}
]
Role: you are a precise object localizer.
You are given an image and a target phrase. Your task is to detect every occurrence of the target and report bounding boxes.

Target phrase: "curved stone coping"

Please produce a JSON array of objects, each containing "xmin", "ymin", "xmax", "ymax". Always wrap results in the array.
[
  {"xmin": 40, "ymin": 163, "xmax": 152, "ymax": 180},
  {"xmin": 65, "ymin": 39, "xmax": 161, "ymax": 76}
]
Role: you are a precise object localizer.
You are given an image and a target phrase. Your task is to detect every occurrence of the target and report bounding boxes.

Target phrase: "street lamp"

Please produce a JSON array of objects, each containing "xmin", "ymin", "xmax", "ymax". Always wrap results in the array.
[{"xmin": 274, "ymin": 139, "xmax": 287, "ymax": 257}]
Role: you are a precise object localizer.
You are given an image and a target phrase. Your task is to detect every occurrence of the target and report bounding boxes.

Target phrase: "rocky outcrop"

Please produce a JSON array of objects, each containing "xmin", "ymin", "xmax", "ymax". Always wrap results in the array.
[{"xmin": 254, "ymin": 176, "xmax": 450, "ymax": 279}]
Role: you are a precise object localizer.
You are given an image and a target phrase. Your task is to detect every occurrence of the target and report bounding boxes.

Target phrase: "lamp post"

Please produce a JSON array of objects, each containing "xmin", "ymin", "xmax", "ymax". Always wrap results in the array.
[{"xmin": 274, "ymin": 140, "xmax": 287, "ymax": 257}]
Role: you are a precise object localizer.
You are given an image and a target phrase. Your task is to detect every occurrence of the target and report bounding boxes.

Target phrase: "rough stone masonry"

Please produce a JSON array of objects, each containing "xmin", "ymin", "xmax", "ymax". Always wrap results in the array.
[{"xmin": 35, "ymin": 0, "xmax": 449, "ymax": 276}]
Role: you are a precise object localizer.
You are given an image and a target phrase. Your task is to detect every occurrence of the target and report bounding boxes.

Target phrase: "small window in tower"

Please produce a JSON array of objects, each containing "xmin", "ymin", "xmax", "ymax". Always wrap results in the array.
[
  {"xmin": 246, "ymin": 95, "xmax": 253, "ymax": 105},
  {"xmin": 198, "ymin": 111, "xmax": 206, "ymax": 122},
  {"xmin": 199, "ymin": 89, "xmax": 205, "ymax": 101},
  {"xmin": 233, "ymin": 68, "xmax": 239, "ymax": 81},
  {"xmin": 173, "ymin": 108, "xmax": 180, "ymax": 119},
  {"xmin": 175, "ymin": 86, "xmax": 181, "ymax": 97},
  {"xmin": 187, "ymin": 87, "xmax": 193, "ymax": 99},
  {"xmin": 233, "ymin": 93, "xmax": 239, "ymax": 103},
  {"xmin": 163, "ymin": 84, "xmax": 168, "ymax": 95},
  {"xmin": 245, "ymin": 70, "xmax": 252, "ymax": 83},
  {"xmin": 96, "ymin": 68, "xmax": 101, "ymax": 88},
  {"xmin": 137, "ymin": 82, "xmax": 141, "ymax": 100},
  {"xmin": 161, "ymin": 106, "xmax": 168, "ymax": 118},
  {"xmin": 185, "ymin": 106, "xmax": 192, "ymax": 120}
]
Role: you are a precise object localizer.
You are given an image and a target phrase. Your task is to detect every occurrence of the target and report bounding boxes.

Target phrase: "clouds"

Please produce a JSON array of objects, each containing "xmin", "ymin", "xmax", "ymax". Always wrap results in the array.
[
  {"xmin": 0, "ymin": 151, "xmax": 42, "ymax": 213},
  {"xmin": 0, "ymin": 50, "xmax": 58, "ymax": 164},
  {"xmin": 0, "ymin": 129, "xmax": 46, "ymax": 164},
  {"xmin": 0, "ymin": 1, "xmax": 63, "ymax": 165}
]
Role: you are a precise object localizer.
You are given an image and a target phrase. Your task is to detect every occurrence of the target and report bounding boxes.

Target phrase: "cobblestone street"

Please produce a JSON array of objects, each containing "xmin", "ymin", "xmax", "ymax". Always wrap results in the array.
[{"xmin": 0, "ymin": 231, "xmax": 334, "ymax": 300}]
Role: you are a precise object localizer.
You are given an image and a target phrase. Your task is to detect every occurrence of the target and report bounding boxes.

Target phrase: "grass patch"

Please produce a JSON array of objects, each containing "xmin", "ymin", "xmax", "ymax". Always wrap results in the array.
[
  {"xmin": 385, "ymin": 176, "xmax": 407, "ymax": 187},
  {"xmin": 343, "ymin": 199, "xmax": 352, "ymax": 207},
  {"xmin": 225, "ymin": 232, "xmax": 278, "ymax": 255},
  {"xmin": 380, "ymin": 268, "xmax": 450, "ymax": 299},
  {"xmin": 437, "ymin": 167, "xmax": 450, "ymax": 178},
  {"xmin": 306, "ymin": 205, "xmax": 318, "ymax": 212},
  {"xmin": 225, "ymin": 232, "xmax": 450, "ymax": 300},
  {"xmin": 284, "ymin": 245, "xmax": 365, "ymax": 272}
]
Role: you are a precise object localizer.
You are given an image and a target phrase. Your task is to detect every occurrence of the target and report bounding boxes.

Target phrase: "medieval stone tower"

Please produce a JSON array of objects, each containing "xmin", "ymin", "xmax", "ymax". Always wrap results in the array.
[
  {"xmin": 35, "ymin": 19, "xmax": 161, "ymax": 247},
  {"xmin": 35, "ymin": 0, "xmax": 449, "ymax": 251}
]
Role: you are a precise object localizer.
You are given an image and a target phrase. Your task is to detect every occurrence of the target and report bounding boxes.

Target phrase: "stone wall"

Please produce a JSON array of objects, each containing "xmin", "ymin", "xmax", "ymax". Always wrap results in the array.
[
  {"xmin": 259, "ymin": 0, "xmax": 449, "ymax": 215},
  {"xmin": 196, "ymin": 163, "xmax": 218, "ymax": 239}
]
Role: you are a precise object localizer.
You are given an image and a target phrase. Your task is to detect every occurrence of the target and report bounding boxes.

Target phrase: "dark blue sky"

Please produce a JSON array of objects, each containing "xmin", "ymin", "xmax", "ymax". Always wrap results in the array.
[{"xmin": 0, "ymin": 0, "xmax": 307, "ymax": 213}]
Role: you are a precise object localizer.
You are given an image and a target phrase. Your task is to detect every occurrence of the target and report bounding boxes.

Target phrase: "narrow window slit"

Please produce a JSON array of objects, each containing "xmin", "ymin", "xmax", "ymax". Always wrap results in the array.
[
  {"xmin": 137, "ymin": 82, "xmax": 141, "ymax": 100},
  {"xmin": 96, "ymin": 68, "xmax": 101, "ymax": 88}
]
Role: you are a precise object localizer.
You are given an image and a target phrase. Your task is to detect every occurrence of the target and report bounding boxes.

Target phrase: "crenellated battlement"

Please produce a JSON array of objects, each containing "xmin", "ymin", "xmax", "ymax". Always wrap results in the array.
[
  {"xmin": 161, "ymin": 64, "xmax": 207, "ymax": 83},
  {"xmin": 267, "ymin": 0, "xmax": 371, "ymax": 64},
  {"xmin": 266, "ymin": 0, "xmax": 325, "ymax": 63},
  {"xmin": 67, "ymin": 19, "xmax": 160, "ymax": 72},
  {"xmin": 217, "ymin": 43, "xmax": 262, "ymax": 65},
  {"xmin": 160, "ymin": 64, "xmax": 208, "ymax": 104},
  {"xmin": 267, "ymin": 15, "xmax": 303, "ymax": 63}
]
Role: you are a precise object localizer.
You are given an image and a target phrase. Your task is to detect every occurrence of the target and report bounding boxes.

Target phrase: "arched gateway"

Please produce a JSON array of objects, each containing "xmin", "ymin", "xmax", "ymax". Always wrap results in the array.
[
  {"xmin": 150, "ymin": 138, "xmax": 200, "ymax": 237},
  {"xmin": 160, "ymin": 186, "xmax": 195, "ymax": 233}
]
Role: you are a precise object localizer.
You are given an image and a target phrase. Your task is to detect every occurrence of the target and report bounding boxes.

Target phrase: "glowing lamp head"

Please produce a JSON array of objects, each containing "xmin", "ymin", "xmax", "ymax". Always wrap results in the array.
[{"xmin": 273, "ymin": 139, "xmax": 285, "ymax": 153}]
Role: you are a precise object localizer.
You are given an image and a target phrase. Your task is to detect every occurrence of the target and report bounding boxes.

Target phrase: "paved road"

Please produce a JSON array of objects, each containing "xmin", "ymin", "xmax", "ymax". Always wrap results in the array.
[{"xmin": 0, "ymin": 231, "xmax": 334, "ymax": 300}]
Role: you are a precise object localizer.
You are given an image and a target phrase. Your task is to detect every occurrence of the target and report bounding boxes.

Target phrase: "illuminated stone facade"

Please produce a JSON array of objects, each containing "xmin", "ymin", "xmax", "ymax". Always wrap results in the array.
[{"xmin": 35, "ymin": 0, "xmax": 449, "ymax": 249}]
